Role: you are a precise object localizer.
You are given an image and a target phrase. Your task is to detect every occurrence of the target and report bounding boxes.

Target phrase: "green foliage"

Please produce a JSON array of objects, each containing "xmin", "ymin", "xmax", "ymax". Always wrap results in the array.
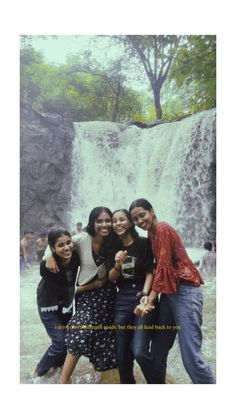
[
  {"xmin": 118, "ymin": 35, "xmax": 216, "ymax": 120},
  {"xmin": 20, "ymin": 47, "xmax": 44, "ymax": 105},
  {"xmin": 20, "ymin": 46, "xmax": 142, "ymax": 122},
  {"xmin": 119, "ymin": 35, "xmax": 182, "ymax": 119},
  {"xmin": 20, "ymin": 35, "xmax": 216, "ymax": 123},
  {"xmin": 170, "ymin": 35, "xmax": 216, "ymax": 113}
]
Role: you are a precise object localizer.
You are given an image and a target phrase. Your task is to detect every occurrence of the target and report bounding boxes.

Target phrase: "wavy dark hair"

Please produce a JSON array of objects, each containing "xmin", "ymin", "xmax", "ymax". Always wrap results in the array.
[
  {"xmin": 85, "ymin": 207, "xmax": 113, "ymax": 237},
  {"xmin": 48, "ymin": 229, "xmax": 71, "ymax": 249},
  {"xmin": 112, "ymin": 209, "xmax": 139, "ymax": 238}
]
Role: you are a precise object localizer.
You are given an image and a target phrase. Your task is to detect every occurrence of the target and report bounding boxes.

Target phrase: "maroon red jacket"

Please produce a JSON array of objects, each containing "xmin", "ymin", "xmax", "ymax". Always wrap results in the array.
[{"xmin": 149, "ymin": 222, "xmax": 203, "ymax": 294}]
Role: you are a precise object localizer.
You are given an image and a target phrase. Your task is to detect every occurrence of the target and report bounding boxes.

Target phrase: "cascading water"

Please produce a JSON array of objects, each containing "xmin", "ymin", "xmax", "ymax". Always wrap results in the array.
[{"xmin": 70, "ymin": 109, "xmax": 216, "ymax": 246}]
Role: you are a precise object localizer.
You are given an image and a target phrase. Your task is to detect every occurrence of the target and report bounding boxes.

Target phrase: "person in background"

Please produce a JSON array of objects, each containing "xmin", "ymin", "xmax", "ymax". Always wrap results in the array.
[
  {"xmin": 70, "ymin": 221, "xmax": 83, "ymax": 236},
  {"xmin": 76, "ymin": 222, "xmax": 83, "ymax": 234},
  {"xmin": 34, "ymin": 229, "xmax": 80, "ymax": 382},
  {"xmin": 107, "ymin": 209, "xmax": 161, "ymax": 384},
  {"xmin": 35, "ymin": 231, "xmax": 48, "ymax": 262},
  {"xmin": 198, "ymin": 241, "xmax": 216, "ymax": 279},
  {"xmin": 129, "ymin": 198, "xmax": 216, "ymax": 384},
  {"xmin": 44, "ymin": 207, "xmax": 117, "ymax": 384},
  {"xmin": 20, "ymin": 231, "xmax": 34, "ymax": 271}
]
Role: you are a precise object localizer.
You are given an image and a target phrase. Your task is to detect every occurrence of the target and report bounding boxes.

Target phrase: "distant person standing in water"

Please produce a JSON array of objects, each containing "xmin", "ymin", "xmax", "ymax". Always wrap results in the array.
[
  {"xmin": 35, "ymin": 231, "xmax": 48, "ymax": 262},
  {"xmin": 199, "ymin": 241, "xmax": 216, "ymax": 279},
  {"xmin": 20, "ymin": 231, "xmax": 34, "ymax": 271},
  {"xmin": 129, "ymin": 198, "xmax": 216, "ymax": 384},
  {"xmin": 76, "ymin": 222, "xmax": 83, "ymax": 234},
  {"xmin": 71, "ymin": 221, "xmax": 84, "ymax": 236}
]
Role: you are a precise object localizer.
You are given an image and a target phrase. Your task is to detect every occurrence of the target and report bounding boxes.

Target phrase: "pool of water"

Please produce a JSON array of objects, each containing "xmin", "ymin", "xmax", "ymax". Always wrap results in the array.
[{"xmin": 20, "ymin": 258, "xmax": 216, "ymax": 384}]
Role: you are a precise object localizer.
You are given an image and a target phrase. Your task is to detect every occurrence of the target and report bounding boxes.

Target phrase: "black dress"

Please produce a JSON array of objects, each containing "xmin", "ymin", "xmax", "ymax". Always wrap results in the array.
[{"xmin": 65, "ymin": 252, "xmax": 117, "ymax": 371}]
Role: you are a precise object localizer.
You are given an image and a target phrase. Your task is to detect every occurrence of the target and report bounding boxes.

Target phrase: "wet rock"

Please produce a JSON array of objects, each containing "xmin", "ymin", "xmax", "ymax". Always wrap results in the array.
[{"xmin": 20, "ymin": 106, "xmax": 74, "ymax": 235}]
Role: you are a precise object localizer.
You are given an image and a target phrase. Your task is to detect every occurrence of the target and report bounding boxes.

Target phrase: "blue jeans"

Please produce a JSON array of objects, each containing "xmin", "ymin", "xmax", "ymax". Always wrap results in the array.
[
  {"xmin": 114, "ymin": 289, "xmax": 163, "ymax": 384},
  {"xmin": 20, "ymin": 256, "xmax": 24, "ymax": 272},
  {"xmin": 37, "ymin": 306, "xmax": 72, "ymax": 377},
  {"xmin": 20, "ymin": 255, "xmax": 32, "ymax": 271},
  {"xmin": 152, "ymin": 286, "xmax": 216, "ymax": 384}
]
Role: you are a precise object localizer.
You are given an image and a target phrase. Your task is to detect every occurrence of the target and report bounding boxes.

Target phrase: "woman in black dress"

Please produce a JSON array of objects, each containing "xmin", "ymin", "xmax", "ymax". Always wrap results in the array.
[{"xmin": 59, "ymin": 207, "xmax": 117, "ymax": 383}]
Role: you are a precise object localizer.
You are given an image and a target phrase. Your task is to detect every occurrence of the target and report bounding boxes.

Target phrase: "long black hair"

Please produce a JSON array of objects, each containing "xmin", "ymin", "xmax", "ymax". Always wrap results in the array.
[{"xmin": 85, "ymin": 207, "xmax": 113, "ymax": 236}]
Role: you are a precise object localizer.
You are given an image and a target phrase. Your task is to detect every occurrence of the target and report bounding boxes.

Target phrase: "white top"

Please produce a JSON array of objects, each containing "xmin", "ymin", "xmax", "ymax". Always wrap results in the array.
[{"xmin": 72, "ymin": 232, "xmax": 100, "ymax": 285}]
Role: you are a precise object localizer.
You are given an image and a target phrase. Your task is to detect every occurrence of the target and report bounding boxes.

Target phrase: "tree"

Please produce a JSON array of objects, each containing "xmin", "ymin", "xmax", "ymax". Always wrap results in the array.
[
  {"xmin": 170, "ymin": 35, "xmax": 216, "ymax": 112},
  {"xmin": 65, "ymin": 53, "xmax": 142, "ymax": 122},
  {"xmin": 20, "ymin": 36, "xmax": 216, "ymax": 123},
  {"xmin": 20, "ymin": 46, "xmax": 142, "ymax": 122},
  {"xmin": 120, "ymin": 35, "xmax": 182, "ymax": 120},
  {"xmin": 20, "ymin": 47, "xmax": 45, "ymax": 107}
]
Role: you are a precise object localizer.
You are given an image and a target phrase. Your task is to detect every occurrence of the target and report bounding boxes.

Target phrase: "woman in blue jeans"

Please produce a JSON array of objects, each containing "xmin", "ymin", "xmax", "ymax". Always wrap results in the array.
[
  {"xmin": 130, "ymin": 198, "xmax": 216, "ymax": 384},
  {"xmin": 35, "ymin": 229, "xmax": 80, "ymax": 380},
  {"xmin": 108, "ymin": 209, "xmax": 161, "ymax": 384}
]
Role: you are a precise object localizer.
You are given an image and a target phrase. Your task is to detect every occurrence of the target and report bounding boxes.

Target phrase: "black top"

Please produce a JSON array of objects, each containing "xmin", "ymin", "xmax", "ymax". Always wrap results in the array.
[
  {"xmin": 37, "ymin": 250, "xmax": 80, "ymax": 311},
  {"xmin": 107, "ymin": 237, "xmax": 154, "ymax": 290}
]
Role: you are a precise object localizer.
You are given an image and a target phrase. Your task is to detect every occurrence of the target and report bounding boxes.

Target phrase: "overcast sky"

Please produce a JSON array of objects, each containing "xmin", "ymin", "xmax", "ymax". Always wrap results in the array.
[
  {"xmin": 31, "ymin": 35, "xmax": 123, "ymax": 65},
  {"xmin": 30, "ymin": 35, "xmax": 149, "ymax": 93}
]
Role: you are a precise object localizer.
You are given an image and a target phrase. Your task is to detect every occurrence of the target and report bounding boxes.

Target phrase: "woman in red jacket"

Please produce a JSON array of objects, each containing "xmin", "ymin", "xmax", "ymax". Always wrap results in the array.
[{"xmin": 129, "ymin": 198, "xmax": 215, "ymax": 384}]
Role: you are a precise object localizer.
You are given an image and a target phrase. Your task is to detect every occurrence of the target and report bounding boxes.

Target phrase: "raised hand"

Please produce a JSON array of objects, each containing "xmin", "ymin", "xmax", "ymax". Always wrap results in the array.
[{"xmin": 115, "ymin": 250, "xmax": 128, "ymax": 268}]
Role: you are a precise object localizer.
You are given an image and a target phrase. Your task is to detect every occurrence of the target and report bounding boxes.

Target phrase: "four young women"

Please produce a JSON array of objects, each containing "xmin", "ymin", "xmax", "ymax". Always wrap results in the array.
[{"xmin": 35, "ymin": 200, "xmax": 215, "ymax": 384}]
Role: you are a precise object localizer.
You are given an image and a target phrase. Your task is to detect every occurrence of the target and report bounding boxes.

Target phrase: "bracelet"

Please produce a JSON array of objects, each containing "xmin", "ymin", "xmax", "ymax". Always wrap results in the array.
[
  {"xmin": 136, "ymin": 290, "xmax": 148, "ymax": 300},
  {"xmin": 114, "ymin": 264, "xmax": 121, "ymax": 272}
]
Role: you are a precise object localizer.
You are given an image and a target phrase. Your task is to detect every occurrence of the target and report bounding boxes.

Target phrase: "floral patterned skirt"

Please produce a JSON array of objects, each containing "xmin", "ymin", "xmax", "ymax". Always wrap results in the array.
[{"xmin": 65, "ymin": 281, "xmax": 117, "ymax": 371}]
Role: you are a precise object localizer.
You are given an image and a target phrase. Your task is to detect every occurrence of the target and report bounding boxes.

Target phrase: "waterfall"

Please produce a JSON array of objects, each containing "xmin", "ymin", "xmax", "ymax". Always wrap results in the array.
[{"xmin": 71, "ymin": 109, "xmax": 216, "ymax": 246}]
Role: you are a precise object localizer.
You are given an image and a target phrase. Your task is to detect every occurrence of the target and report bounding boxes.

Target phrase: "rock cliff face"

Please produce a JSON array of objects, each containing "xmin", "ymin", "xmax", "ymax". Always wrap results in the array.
[{"xmin": 20, "ymin": 106, "xmax": 74, "ymax": 235}]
